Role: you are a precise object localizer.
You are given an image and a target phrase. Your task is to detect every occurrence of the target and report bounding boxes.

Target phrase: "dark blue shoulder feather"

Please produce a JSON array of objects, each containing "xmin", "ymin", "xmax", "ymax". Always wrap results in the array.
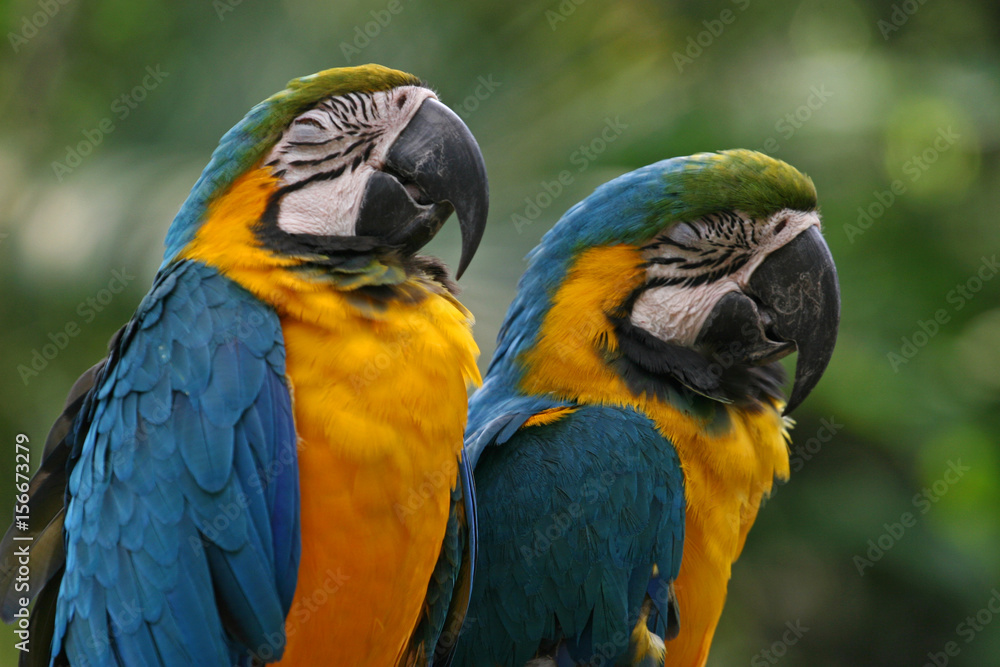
[
  {"xmin": 464, "ymin": 374, "xmax": 569, "ymax": 470},
  {"xmin": 454, "ymin": 404, "xmax": 684, "ymax": 667}
]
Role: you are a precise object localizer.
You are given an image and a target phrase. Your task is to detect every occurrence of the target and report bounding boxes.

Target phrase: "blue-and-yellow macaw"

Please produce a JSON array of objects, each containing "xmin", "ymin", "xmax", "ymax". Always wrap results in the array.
[
  {"xmin": 452, "ymin": 151, "xmax": 839, "ymax": 666},
  {"xmin": 0, "ymin": 65, "xmax": 488, "ymax": 666}
]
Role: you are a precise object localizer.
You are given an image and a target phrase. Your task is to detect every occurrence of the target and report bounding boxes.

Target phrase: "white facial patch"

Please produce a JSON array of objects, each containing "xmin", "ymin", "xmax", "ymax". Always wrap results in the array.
[
  {"xmin": 630, "ymin": 208, "xmax": 821, "ymax": 345},
  {"xmin": 262, "ymin": 86, "xmax": 437, "ymax": 237}
]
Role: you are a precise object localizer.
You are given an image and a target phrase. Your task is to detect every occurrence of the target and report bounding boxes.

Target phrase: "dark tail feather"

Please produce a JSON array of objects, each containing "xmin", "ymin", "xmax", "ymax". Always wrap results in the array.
[
  {"xmin": 43, "ymin": 360, "xmax": 103, "ymax": 459},
  {"xmin": 0, "ymin": 361, "xmax": 102, "ymax": 619},
  {"xmin": 20, "ymin": 565, "xmax": 67, "ymax": 667},
  {"xmin": 645, "ymin": 577, "xmax": 680, "ymax": 642},
  {"xmin": 0, "ymin": 356, "xmax": 106, "ymax": 667}
]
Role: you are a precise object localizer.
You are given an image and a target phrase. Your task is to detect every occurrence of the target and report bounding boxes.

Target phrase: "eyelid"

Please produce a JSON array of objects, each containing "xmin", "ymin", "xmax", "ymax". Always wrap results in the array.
[
  {"xmin": 293, "ymin": 112, "xmax": 327, "ymax": 127},
  {"xmin": 667, "ymin": 222, "xmax": 700, "ymax": 244},
  {"xmin": 287, "ymin": 121, "xmax": 329, "ymax": 143}
]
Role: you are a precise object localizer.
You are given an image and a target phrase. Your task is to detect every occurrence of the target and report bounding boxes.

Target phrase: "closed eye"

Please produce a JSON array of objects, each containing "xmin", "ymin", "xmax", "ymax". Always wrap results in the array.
[
  {"xmin": 287, "ymin": 137, "xmax": 334, "ymax": 147},
  {"xmin": 667, "ymin": 221, "xmax": 702, "ymax": 244},
  {"xmin": 285, "ymin": 116, "xmax": 332, "ymax": 144},
  {"xmin": 294, "ymin": 116, "xmax": 326, "ymax": 129}
]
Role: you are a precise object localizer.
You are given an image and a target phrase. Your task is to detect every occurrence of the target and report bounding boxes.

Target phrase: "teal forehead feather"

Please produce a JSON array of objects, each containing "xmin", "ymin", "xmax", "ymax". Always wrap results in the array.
[{"xmin": 162, "ymin": 64, "xmax": 421, "ymax": 265}]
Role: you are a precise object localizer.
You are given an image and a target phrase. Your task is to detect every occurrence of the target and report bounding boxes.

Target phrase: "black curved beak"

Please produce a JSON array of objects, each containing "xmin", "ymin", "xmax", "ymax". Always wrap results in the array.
[
  {"xmin": 356, "ymin": 98, "xmax": 489, "ymax": 278},
  {"xmin": 694, "ymin": 225, "xmax": 839, "ymax": 413},
  {"xmin": 746, "ymin": 225, "xmax": 841, "ymax": 414}
]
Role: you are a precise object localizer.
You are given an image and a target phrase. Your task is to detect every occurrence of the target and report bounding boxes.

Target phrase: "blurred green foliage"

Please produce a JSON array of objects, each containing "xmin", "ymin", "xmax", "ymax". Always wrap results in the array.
[{"xmin": 1, "ymin": 0, "xmax": 999, "ymax": 665}]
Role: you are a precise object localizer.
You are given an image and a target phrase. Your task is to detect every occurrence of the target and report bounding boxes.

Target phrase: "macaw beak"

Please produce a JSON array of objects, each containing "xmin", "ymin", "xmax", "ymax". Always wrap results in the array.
[
  {"xmin": 694, "ymin": 225, "xmax": 840, "ymax": 414},
  {"xmin": 746, "ymin": 225, "xmax": 841, "ymax": 414},
  {"xmin": 356, "ymin": 98, "xmax": 489, "ymax": 278}
]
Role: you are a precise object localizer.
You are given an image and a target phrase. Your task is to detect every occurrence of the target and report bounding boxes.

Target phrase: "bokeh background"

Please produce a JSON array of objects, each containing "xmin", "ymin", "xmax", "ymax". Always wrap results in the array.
[{"xmin": 2, "ymin": 0, "xmax": 999, "ymax": 665}]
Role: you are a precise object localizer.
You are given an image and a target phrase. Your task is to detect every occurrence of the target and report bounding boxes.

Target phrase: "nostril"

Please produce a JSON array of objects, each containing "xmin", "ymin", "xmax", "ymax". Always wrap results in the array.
[
  {"xmin": 382, "ymin": 165, "xmax": 432, "ymax": 206},
  {"xmin": 403, "ymin": 182, "xmax": 431, "ymax": 205},
  {"xmin": 751, "ymin": 300, "xmax": 782, "ymax": 341},
  {"xmin": 759, "ymin": 307, "xmax": 775, "ymax": 330}
]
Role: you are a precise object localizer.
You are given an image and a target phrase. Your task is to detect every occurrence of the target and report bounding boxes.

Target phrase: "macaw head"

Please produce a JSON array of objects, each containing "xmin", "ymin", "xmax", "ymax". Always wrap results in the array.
[
  {"xmin": 163, "ymin": 64, "xmax": 488, "ymax": 278},
  {"xmin": 498, "ymin": 150, "xmax": 839, "ymax": 414}
]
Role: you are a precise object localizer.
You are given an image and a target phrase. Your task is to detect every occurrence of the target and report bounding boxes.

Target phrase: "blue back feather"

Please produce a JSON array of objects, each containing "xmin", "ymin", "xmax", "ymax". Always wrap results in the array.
[
  {"xmin": 454, "ymin": 406, "xmax": 684, "ymax": 666},
  {"xmin": 52, "ymin": 261, "xmax": 300, "ymax": 666}
]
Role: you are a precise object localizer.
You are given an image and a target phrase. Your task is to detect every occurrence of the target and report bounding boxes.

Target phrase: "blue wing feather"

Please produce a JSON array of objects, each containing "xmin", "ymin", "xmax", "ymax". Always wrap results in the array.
[
  {"xmin": 454, "ymin": 405, "xmax": 685, "ymax": 667},
  {"xmin": 48, "ymin": 259, "xmax": 300, "ymax": 666},
  {"xmin": 463, "ymin": 374, "xmax": 568, "ymax": 470}
]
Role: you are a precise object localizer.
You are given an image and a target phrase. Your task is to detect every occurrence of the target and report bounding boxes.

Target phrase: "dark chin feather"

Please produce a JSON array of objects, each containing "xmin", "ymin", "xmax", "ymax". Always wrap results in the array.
[
  {"xmin": 408, "ymin": 255, "xmax": 459, "ymax": 295},
  {"xmin": 608, "ymin": 313, "xmax": 786, "ymax": 411},
  {"xmin": 252, "ymin": 200, "xmax": 458, "ymax": 297}
]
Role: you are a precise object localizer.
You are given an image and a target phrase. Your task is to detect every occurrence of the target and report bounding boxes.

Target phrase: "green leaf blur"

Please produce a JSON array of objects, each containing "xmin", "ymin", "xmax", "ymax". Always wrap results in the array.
[{"xmin": 1, "ymin": 1, "xmax": 998, "ymax": 665}]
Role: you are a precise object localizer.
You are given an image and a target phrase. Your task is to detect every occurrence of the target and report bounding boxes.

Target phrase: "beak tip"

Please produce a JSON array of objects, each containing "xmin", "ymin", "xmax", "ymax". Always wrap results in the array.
[
  {"xmin": 783, "ymin": 337, "xmax": 837, "ymax": 415},
  {"xmin": 453, "ymin": 180, "xmax": 489, "ymax": 281},
  {"xmin": 454, "ymin": 225, "xmax": 483, "ymax": 280},
  {"xmin": 782, "ymin": 393, "xmax": 805, "ymax": 416}
]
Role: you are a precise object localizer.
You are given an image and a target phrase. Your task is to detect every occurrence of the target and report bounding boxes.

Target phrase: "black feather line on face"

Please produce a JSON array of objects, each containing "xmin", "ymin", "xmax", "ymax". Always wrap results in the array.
[
  {"xmin": 606, "ymin": 310, "xmax": 786, "ymax": 410},
  {"xmin": 252, "ymin": 185, "xmax": 457, "ymax": 297},
  {"xmin": 251, "ymin": 163, "xmax": 389, "ymax": 259},
  {"xmin": 603, "ymin": 209, "xmax": 789, "ymax": 409},
  {"xmin": 248, "ymin": 89, "xmax": 459, "ymax": 298}
]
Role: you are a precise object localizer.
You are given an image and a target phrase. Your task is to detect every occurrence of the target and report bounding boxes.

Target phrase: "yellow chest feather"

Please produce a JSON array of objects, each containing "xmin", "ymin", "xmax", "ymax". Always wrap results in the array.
[
  {"xmin": 180, "ymin": 168, "xmax": 480, "ymax": 665},
  {"xmin": 275, "ymin": 285, "xmax": 478, "ymax": 666}
]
